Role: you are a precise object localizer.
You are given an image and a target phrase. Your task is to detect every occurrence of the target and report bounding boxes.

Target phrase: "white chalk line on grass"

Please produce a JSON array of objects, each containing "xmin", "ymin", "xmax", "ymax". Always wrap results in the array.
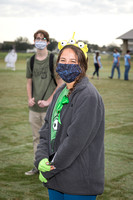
[
  {"xmin": 0, "ymin": 142, "xmax": 32, "ymax": 152},
  {"xmin": 106, "ymin": 122, "xmax": 133, "ymax": 130}
]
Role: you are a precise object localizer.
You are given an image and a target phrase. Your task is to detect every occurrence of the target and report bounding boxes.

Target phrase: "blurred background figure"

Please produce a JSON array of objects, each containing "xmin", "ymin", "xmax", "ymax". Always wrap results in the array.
[
  {"xmin": 92, "ymin": 51, "xmax": 102, "ymax": 80},
  {"xmin": 124, "ymin": 50, "xmax": 131, "ymax": 81},
  {"xmin": 4, "ymin": 49, "xmax": 17, "ymax": 71},
  {"xmin": 108, "ymin": 48, "xmax": 120, "ymax": 79}
]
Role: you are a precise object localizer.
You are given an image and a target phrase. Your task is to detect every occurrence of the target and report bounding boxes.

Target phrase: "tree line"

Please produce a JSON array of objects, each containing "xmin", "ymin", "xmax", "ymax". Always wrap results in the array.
[{"xmin": 0, "ymin": 36, "xmax": 122, "ymax": 53}]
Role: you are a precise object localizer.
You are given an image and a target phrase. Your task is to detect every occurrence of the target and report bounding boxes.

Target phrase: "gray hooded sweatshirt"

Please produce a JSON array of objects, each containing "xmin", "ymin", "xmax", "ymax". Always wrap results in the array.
[{"xmin": 35, "ymin": 76, "xmax": 105, "ymax": 196}]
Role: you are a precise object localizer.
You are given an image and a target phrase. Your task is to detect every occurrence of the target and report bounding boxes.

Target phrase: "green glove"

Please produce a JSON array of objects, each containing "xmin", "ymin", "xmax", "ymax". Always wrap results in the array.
[
  {"xmin": 38, "ymin": 158, "xmax": 51, "ymax": 172},
  {"xmin": 39, "ymin": 172, "xmax": 47, "ymax": 183}
]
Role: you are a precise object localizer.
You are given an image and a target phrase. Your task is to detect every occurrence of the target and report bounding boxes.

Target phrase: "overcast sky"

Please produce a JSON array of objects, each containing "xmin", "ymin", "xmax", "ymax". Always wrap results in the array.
[{"xmin": 0, "ymin": 0, "xmax": 133, "ymax": 46}]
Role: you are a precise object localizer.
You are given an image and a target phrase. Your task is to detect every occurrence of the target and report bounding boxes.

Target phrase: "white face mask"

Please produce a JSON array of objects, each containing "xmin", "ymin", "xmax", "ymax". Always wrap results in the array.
[{"xmin": 35, "ymin": 41, "xmax": 47, "ymax": 50}]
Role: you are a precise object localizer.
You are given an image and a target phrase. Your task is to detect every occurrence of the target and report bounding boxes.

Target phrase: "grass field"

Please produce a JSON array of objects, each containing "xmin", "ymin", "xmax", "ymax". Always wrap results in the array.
[{"xmin": 0, "ymin": 52, "xmax": 133, "ymax": 200}]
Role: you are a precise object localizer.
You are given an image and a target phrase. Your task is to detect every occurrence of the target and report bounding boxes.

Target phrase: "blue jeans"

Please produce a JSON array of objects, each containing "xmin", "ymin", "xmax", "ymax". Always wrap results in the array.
[
  {"xmin": 48, "ymin": 189, "xmax": 97, "ymax": 200},
  {"xmin": 124, "ymin": 65, "xmax": 130, "ymax": 80},
  {"xmin": 111, "ymin": 63, "xmax": 120, "ymax": 79}
]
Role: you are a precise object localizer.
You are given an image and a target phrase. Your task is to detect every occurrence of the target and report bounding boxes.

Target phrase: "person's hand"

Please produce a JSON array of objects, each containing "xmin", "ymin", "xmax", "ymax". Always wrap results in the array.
[
  {"xmin": 38, "ymin": 100, "xmax": 50, "ymax": 107},
  {"xmin": 28, "ymin": 97, "xmax": 35, "ymax": 107},
  {"xmin": 39, "ymin": 172, "xmax": 47, "ymax": 183},
  {"xmin": 38, "ymin": 158, "xmax": 56, "ymax": 172},
  {"xmin": 38, "ymin": 158, "xmax": 51, "ymax": 172}
]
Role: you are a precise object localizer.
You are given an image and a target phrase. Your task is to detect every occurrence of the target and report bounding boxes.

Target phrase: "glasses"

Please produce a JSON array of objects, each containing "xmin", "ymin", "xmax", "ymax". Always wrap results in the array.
[{"xmin": 35, "ymin": 37, "xmax": 46, "ymax": 41}]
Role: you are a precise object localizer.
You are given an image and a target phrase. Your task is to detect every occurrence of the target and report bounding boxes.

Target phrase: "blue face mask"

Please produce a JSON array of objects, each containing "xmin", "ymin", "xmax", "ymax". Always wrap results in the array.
[
  {"xmin": 56, "ymin": 63, "xmax": 81, "ymax": 83},
  {"xmin": 35, "ymin": 41, "xmax": 47, "ymax": 50}
]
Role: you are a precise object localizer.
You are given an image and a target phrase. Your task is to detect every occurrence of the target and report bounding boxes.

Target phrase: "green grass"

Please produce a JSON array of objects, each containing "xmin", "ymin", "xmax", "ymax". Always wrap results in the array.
[{"xmin": 0, "ymin": 53, "xmax": 133, "ymax": 200}]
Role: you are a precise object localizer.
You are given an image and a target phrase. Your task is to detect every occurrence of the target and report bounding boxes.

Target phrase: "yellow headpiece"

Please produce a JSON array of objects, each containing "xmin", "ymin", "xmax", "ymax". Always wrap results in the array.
[{"xmin": 58, "ymin": 32, "xmax": 88, "ymax": 59}]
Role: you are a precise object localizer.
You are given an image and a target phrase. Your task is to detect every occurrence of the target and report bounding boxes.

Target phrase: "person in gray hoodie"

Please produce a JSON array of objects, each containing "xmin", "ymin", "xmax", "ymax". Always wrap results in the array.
[{"xmin": 35, "ymin": 44, "xmax": 105, "ymax": 200}]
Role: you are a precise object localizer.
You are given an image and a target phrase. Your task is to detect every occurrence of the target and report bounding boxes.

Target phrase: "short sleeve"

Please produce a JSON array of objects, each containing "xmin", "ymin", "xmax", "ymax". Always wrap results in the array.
[{"xmin": 26, "ymin": 58, "xmax": 32, "ymax": 78}]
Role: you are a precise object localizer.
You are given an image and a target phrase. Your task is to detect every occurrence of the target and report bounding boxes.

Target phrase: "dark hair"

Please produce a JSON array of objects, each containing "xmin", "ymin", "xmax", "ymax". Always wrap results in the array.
[
  {"xmin": 34, "ymin": 30, "xmax": 49, "ymax": 42},
  {"xmin": 114, "ymin": 48, "xmax": 118, "ymax": 52},
  {"xmin": 56, "ymin": 44, "xmax": 88, "ymax": 96},
  {"xmin": 127, "ymin": 50, "xmax": 130, "ymax": 54},
  {"xmin": 96, "ymin": 52, "xmax": 99, "ymax": 61}
]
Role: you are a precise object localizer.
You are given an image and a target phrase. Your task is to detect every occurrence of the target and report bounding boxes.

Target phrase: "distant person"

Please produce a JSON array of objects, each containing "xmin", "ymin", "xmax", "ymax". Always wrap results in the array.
[
  {"xmin": 4, "ymin": 49, "xmax": 17, "ymax": 71},
  {"xmin": 124, "ymin": 50, "xmax": 131, "ymax": 80},
  {"xmin": 108, "ymin": 48, "xmax": 120, "ymax": 79},
  {"xmin": 35, "ymin": 44, "xmax": 105, "ymax": 200},
  {"xmin": 25, "ymin": 29, "xmax": 63, "ymax": 176},
  {"xmin": 92, "ymin": 51, "xmax": 102, "ymax": 79}
]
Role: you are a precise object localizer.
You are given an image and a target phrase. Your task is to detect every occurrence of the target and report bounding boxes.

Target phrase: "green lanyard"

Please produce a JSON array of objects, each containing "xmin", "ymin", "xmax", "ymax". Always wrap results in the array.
[{"xmin": 56, "ymin": 95, "xmax": 69, "ymax": 124}]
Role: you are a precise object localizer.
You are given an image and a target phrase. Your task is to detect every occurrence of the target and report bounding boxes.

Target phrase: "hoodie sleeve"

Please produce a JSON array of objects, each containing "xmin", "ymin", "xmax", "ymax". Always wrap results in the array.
[
  {"xmin": 34, "ymin": 86, "xmax": 65, "ymax": 168},
  {"xmin": 43, "ymin": 92, "xmax": 104, "ymax": 179},
  {"xmin": 34, "ymin": 115, "xmax": 50, "ymax": 169}
]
